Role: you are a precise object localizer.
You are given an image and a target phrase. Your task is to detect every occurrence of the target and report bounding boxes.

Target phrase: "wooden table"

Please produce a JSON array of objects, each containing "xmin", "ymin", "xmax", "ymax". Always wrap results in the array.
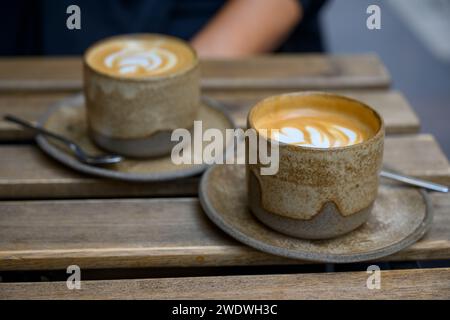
[{"xmin": 0, "ymin": 54, "xmax": 449, "ymax": 300}]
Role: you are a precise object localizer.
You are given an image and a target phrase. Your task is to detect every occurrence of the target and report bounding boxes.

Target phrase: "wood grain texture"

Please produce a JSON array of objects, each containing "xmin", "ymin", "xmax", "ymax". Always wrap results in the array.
[
  {"xmin": 0, "ymin": 58, "xmax": 82, "ymax": 92},
  {"xmin": 382, "ymin": 134, "xmax": 450, "ymax": 185},
  {"xmin": 0, "ymin": 90, "xmax": 420, "ymax": 141},
  {"xmin": 0, "ymin": 93, "xmax": 69, "ymax": 140},
  {"xmin": 200, "ymin": 54, "xmax": 391, "ymax": 89},
  {"xmin": 0, "ymin": 145, "xmax": 199, "ymax": 199},
  {"xmin": 0, "ymin": 54, "xmax": 390, "ymax": 92},
  {"xmin": 0, "ymin": 192, "xmax": 448, "ymax": 271},
  {"xmin": 1, "ymin": 268, "xmax": 449, "ymax": 299},
  {"xmin": 0, "ymin": 134, "xmax": 448, "ymax": 200}
]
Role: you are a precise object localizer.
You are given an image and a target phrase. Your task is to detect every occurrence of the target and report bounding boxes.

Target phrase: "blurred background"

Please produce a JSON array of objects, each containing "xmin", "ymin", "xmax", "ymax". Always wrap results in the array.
[{"xmin": 322, "ymin": 0, "xmax": 450, "ymax": 157}]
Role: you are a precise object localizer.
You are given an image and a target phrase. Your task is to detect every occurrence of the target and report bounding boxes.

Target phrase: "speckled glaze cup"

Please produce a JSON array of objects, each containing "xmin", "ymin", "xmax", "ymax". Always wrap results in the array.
[
  {"xmin": 83, "ymin": 34, "xmax": 200, "ymax": 158},
  {"xmin": 247, "ymin": 92, "xmax": 384, "ymax": 239}
]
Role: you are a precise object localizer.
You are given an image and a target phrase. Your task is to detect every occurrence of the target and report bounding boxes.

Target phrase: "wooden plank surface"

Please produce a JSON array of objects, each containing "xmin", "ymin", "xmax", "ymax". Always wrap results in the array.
[
  {"xmin": 0, "ymin": 134, "xmax": 448, "ymax": 200},
  {"xmin": 201, "ymin": 54, "xmax": 391, "ymax": 90},
  {"xmin": 1, "ymin": 268, "xmax": 449, "ymax": 299},
  {"xmin": 0, "ymin": 90, "xmax": 420, "ymax": 141},
  {"xmin": 0, "ymin": 145, "xmax": 199, "ymax": 199},
  {"xmin": 0, "ymin": 93, "xmax": 68, "ymax": 140},
  {"xmin": 0, "ymin": 54, "xmax": 390, "ymax": 92},
  {"xmin": 0, "ymin": 58, "xmax": 82, "ymax": 92},
  {"xmin": 0, "ymin": 191, "xmax": 449, "ymax": 271},
  {"xmin": 208, "ymin": 89, "xmax": 420, "ymax": 132}
]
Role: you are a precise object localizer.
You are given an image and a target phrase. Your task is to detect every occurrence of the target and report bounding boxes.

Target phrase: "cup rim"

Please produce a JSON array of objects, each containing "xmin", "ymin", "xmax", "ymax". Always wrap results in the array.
[
  {"xmin": 83, "ymin": 33, "xmax": 199, "ymax": 82},
  {"xmin": 247, "ymin": 91, "xmax": 385, "ymax": 151}
]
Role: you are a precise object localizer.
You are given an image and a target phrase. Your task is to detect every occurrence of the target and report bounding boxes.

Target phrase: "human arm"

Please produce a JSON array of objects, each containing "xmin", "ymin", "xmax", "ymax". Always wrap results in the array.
[{"xmin": 191, "ymin": 0, "xmax": 302, "ymax": 58}]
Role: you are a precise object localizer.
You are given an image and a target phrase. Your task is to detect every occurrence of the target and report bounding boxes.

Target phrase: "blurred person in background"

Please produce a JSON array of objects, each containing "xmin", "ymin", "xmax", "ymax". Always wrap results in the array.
[{"xmin": 0, "ymin": 0, "xmax": 327, "ymax": 58}]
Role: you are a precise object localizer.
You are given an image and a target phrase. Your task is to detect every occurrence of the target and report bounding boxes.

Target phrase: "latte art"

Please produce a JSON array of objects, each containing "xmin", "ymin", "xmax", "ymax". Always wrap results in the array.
[
  {"xmin": 104, "ymin": 45, "xmax": 177, "ymax": 76},
  {"xmin": 86, "ymin": 35, "xmax": 196, "ymax": 78},
  {"xmin": 273, "ymin": 123, "xmax": 362, "ymax": 148},
  {"xmin": 256, "ymin": 108, "xmax": 374, "ymax": 148}
]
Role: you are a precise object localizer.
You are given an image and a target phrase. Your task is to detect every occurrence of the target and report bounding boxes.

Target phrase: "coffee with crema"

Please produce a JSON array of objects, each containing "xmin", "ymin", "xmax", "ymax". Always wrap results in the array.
[
  {"xmin": 247, "ymin": 92, "xmax": 384, "ymax": 240},
  {"xmin": 84, "ymin": 34, "xmax": 199, "ymax": 158},
  {"xmin": 252, "ymin": 94, "xmax": 378, "ymax": 148},
  {"xmin": 86, "ymin": 35, "xmax": 196, "ymax": 78},
  {"xmin": 255, "ymin": 108, "xmax": 375, "ymax": 148}
]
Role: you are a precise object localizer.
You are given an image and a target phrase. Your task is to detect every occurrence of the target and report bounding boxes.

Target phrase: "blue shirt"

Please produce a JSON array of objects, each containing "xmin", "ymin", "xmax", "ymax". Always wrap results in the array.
[{"xmin": 0, "ymin": 0, "xmax": 327, "ymax": 55}]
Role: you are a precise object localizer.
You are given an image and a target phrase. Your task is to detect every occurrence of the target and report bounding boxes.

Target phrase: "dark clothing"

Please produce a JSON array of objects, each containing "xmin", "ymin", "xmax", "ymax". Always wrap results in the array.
[{"xmin": 0, "ymin": 0, "xmax": 327, "ymax": 56}]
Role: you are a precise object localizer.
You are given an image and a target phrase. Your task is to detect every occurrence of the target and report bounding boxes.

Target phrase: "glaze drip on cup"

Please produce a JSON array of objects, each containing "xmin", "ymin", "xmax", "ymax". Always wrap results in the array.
[{"xmin": 86, "ymin": 35, "xmax": 196, "ymax": 78}]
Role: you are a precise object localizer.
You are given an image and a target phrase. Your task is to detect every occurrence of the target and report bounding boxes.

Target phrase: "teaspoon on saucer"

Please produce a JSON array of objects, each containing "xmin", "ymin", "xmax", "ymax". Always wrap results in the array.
[
  {"xmin": 4, "ymin": 114, "xmax": 123, "ymax": 165},
  {"xmin": 380, "ymin": 169, "xmax": 448, "ymax": 193}
]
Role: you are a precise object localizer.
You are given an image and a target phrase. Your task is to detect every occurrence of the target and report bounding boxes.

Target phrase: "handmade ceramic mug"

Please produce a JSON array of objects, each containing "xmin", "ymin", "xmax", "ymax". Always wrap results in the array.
[
  {"xmin": 246, "ymin": 92, "xmax": 384, "ymax": 239},
  {"xmin": 83, "ymin": 34, "xmax": 200, "ymax": 157}
]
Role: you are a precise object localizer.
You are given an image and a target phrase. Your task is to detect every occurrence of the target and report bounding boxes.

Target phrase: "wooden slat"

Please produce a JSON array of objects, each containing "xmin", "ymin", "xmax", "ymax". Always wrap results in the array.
[
  {"xmin": 201, "ymin": 54, "xmax": 391, "ymax": 89},
  {"xmin": 382, "ymin": 134, "xmax": 450, "ymax": 185},
  {"xmin": 1, "ymin": 268, "xmax": 449, "ymax": 299},
  {"xmin": 0, "ymin": 93, "xmax": 69, "ymax": 140},
  {"xmin": 208, "ymin": 89, "xmax": 420, "ymax": 132},
  {"xmin": 0, "ymin": 90, "xmax": 420, "ymax": 141},
  {"xmin": 0, "ymin": 192, "xmax": 449, "ymax": 271},
  {"xmin": 0, "ymin": 145, "xmax": 198, "ymax": 199},
  {"xmin": 0, "ymin": 54, "xmax": 390, "ymax": 92},
  {"xmin": 0, "ymin": 134, "xmax": 448, "ymax": 200},
  {"xmin": 0, "ymin": 58, "xmax": 82, "ymax": 92}
]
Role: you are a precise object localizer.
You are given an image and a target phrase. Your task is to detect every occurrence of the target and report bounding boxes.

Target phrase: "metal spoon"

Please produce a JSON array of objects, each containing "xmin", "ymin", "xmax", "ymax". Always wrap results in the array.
[
  {"xmin": 4, "ymin": 114, "xmax": 123, "ymax": 165},
  {"xmin": 381, "ymin": 169, "xmax": 448, "ymax": 193}
]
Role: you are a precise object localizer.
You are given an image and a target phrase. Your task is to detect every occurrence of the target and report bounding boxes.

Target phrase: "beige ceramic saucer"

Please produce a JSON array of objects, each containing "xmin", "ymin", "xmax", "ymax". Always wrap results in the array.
[
  {"xmin": 199, "ymin": 164, "xmax": 433, "ymax": 263},
  {"xmin": 36, "ymin": 94, "xmax": 234, "ymax": 182}
]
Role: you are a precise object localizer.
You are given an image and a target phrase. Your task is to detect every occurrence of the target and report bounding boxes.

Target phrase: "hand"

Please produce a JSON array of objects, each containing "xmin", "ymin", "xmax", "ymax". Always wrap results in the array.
[{"xmin": 191, "ymin": 0, "xmax": 302, "ymax": 58}]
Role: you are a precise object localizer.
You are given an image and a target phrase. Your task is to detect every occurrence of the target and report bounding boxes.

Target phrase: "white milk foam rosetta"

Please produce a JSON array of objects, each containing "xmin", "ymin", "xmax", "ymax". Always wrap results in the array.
[
  {"xmin": 104, "ymin": 41, "xmax": 178, "ymax": 75},
  {"xmin": 272, "ymin": 124, "xmax": 362, "ymax": 148},
  {"xmin": 256, "ymin": 108, "xmax": 370, "ymax": 148}
]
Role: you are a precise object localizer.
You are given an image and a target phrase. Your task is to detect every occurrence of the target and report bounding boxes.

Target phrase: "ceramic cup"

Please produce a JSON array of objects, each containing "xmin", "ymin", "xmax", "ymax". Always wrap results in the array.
[
  {"xmin": 83, "ymin": 34, "xmax": 200, "ymax": 157},
  {"xmin": 246, "ymin": 92, "xmax": 384, "ymax": 239}
]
